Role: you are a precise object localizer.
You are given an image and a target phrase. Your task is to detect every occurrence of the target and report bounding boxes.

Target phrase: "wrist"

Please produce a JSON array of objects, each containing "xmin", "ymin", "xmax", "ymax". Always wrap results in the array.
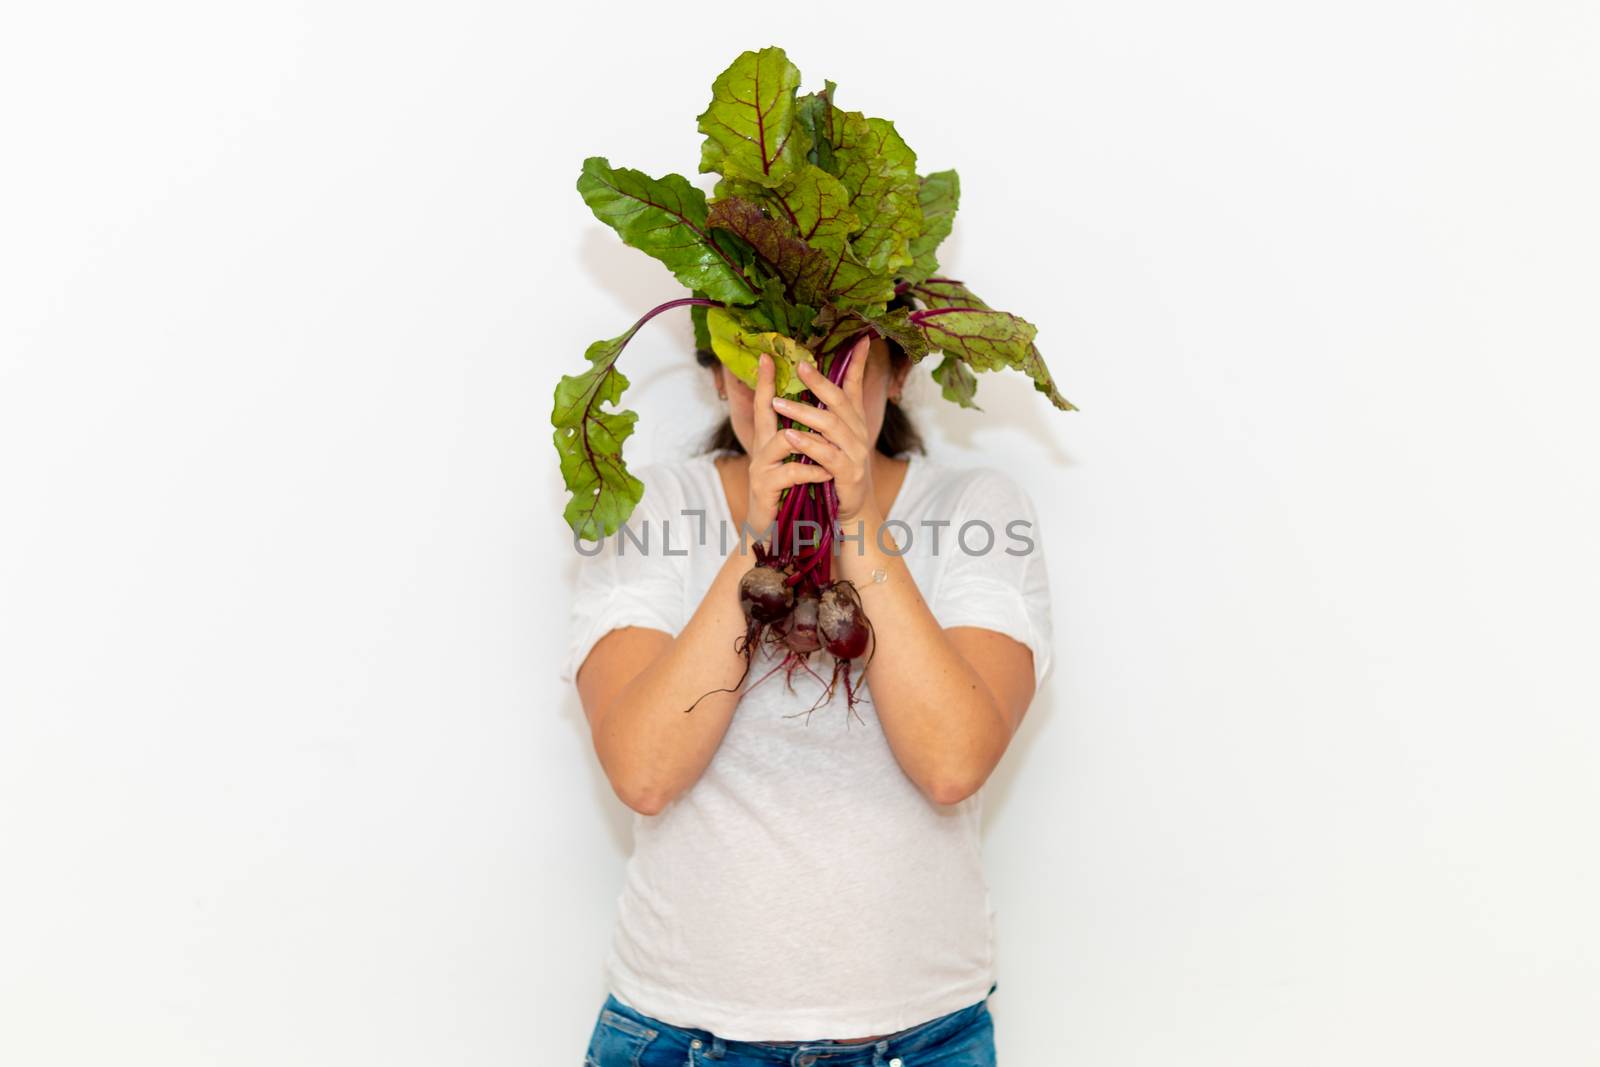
[
  {"xmin": 833, "ymin": 507, "xmax": 893, "ymax": 572},
  {"xmin": 834, "ymin": 503, "xmax": 885, "ymax": 534}
]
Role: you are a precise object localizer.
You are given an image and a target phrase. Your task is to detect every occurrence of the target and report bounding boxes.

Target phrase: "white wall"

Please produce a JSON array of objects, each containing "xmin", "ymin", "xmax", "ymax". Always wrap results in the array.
[{"xmin": 3, "ymin": 3, "xmax": 1596, "ymax": 1064}]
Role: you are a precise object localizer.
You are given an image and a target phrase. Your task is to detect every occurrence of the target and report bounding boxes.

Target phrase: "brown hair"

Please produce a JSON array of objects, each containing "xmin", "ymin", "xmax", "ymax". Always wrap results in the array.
[{"xmin": 695, "ymin": 300, "xmax": 925, "ymax": 457}]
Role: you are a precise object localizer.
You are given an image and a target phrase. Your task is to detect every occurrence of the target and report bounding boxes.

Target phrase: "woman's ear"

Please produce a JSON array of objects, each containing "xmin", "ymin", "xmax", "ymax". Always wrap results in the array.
[
  {"xmin": 888, "ymin": 358, "xmax": 913, "ymax": 402},
  {"xmin": 712, "ymin": 366, "xmax": 727, "ymax": 400}
]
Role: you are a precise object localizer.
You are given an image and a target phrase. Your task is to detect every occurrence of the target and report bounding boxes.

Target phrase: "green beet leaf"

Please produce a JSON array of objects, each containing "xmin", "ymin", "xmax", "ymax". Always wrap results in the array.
[
  {"xmin": 911, "ymin": 306, "xmax": 1038, "ymax": 372},
  {"xmin": 716, "ymin": 163, "xmax": 860, "ymax": 252},
  {"xmin": 706, "ymin": 196, "xmax": 833, "ymax": 305},
  {"xmin": 837, "ymin": 117, "xmax": 921, "ymax": 275},
  {"xmin": 902, "ymin": 170, "xmax": 960, "ymax": 285},
  {"xmin": 552, "ymin": 327, "xmax": 646, "ymax": 542},
  {"xmin": 812, "ymin": 304, "xmax": 931, "ymax": 364},
  {"xmin": 703, "ymin": 194, "xmax": 897, "ymax": 312},
  {"xmin": 1020, "ymin": 340, "xmax": 1077, "ymax": 411},
  {"xmin": 697, "ymin": 46, "xmax": 809, "ymax": 189},
  {"xmin": 746, "ymin": 275, "xmax": 817, "ymax": 338},
  {"xmin": 911, "ymin": 294, "xmax": 1075, "ymax": 411},
  {"xmin": 903, "ymin": 275, "xmax": 988, "ymax": 309},
  {"xmin": 577, "ymin": 157, "xmax": 757, "ymax": 305},
  {"xmin": 911, "ymin": 278, "xmax": 1074, "ymax": 409},
  {"xmin": 794, "ymin": 85, "xmax": 922, "ymax": 278},
  {"xmin": 932, "ymin": 354, "xmax": 981, "ymax": 409},
  {"xmin": 706, "ymin": 306, "xmax": 815, "ymax": 396},
  {"xmin": 796, "ymin": 80, "xmax": 837, "ymax": 169}
]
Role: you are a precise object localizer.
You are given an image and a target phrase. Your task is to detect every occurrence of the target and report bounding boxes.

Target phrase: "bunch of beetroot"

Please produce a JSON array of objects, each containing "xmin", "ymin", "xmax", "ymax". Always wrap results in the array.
[
  {"xmin": 690, "ymin": 341, "xmax": 874, "ymax": 723},
  {"xmin": 735, "ymin": 552, "xmax": 871, "ymax": 724}
]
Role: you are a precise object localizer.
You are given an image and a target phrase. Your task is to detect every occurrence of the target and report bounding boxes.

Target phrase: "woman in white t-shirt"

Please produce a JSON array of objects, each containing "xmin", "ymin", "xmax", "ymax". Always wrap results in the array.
[{"xmin": 565, "ymin": 325, "xmax": 1054, "ymax": 1067}]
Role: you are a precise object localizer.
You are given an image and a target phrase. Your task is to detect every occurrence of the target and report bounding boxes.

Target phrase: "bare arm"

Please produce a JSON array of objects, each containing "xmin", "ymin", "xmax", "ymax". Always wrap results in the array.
[
  {"xmin": 838, "ymin": 518, "xmax": 1036, "ymax": 805},
  {"xmin": 575, "ymin": 544, "xmax": 752, "ymax": 815}
]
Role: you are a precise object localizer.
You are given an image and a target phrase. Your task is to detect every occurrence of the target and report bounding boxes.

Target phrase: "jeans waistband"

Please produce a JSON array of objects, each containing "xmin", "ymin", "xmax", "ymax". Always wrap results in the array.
[{"xmin": 601, "ymin": 982, "xmax": 996, "ymax": 1064}]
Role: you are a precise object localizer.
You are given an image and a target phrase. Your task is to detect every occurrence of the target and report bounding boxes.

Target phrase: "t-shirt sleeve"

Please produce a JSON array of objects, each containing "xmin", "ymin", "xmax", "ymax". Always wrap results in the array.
[
  {"xmin": 559, "ymin": 465, "xmax": 689, "ymax": 685},
  {"xmin": 928, "ymin": 468, "xmax": 1056, "ymax": 691}
]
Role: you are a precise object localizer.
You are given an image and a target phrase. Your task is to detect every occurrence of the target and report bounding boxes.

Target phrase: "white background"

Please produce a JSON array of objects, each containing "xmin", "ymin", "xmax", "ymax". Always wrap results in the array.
[{"xmin": 3, "ymin": 2, "xmax": 1597, "ymax": 1064}]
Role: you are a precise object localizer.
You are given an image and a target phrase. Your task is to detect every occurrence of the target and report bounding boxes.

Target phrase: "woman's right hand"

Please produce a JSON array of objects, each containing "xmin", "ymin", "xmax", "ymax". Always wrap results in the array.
[{"xmin": 744, "ymin": 353, "xmax": 833, "ymax": 538}]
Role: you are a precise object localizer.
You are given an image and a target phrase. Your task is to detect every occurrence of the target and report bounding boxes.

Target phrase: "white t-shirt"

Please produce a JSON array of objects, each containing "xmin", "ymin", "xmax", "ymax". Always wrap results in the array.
[{"xmin": 560, "ymin": 450, "xmax": 1054, "ymax": 1041}]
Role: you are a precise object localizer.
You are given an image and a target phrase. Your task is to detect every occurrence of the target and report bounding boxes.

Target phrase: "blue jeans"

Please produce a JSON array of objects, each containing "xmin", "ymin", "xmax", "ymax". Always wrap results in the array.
[{"xmin": 582, "ymin": 984, "xmax": 998, "ymax": 1066}]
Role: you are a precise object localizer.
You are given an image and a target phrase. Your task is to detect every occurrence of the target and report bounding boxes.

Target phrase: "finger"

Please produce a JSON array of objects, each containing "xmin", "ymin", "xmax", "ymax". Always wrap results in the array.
[
  {"xmin": 753, "ymin": 354, "xmax": 777, "ymax": 445},
  {"xmin": 843, "ymin": 334, "xmax": 870, "ymax": 410},
  {"xmin": 773, "ymin": 462, "xmax": 834, "ymax": 490},
  {"xmin": 783, "ymin": 427, "xmax": 847, "ymax": 473},
  {"xmin": 754, "ymin": 423, "xmax": 799, "ymax": 467},
  {"xmin": 795, "ymin": 359, "xmax": 862, "ymax": 436},
  {"xmin": 770, "ymin": 395, "xmax": 858, "ymax": 451}
]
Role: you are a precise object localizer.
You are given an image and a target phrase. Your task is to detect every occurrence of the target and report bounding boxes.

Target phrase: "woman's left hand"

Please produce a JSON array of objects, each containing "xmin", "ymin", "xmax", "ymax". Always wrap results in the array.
[{"xmin": 771, "ymin": 335, "xmax": 875, "ymax": 523}]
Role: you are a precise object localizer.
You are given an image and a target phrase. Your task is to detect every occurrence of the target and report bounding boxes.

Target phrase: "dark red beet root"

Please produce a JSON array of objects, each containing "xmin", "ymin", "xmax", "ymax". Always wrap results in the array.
[
  {"xmin": 740, "ymin": 565, "xmax": 793, "ymax": 624},
  {"xmin": 780, "ymin": 590, "xmax": 821, "ymax": 653},
  {"xmin": 818, "ymin": 581, "xmax": 869, "ymax": 660}
]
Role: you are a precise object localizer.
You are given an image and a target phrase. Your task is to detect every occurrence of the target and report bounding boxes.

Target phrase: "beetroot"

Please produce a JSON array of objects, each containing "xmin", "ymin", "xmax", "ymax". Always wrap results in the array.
[
  {"xmin": 818, "ymin": 582, "xmax": 870, "ymax": 660},
  {"xmin": 780, "ymin": 590, "xmax": 822, "ymax": 653},
  {"xmin": 740, "ymin": 565, "xmax": 793, "ymax": 624}
]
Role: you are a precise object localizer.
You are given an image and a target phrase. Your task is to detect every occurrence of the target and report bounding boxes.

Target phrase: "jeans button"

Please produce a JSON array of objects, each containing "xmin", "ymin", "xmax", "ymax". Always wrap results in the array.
[
  {"xmin": 691, "ymin": 1039, "xmax": 702, "ymax": 1049},
  {"xmin": 890, "ymin": 1059, "xmax": 903, "ymax": 1067}
]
